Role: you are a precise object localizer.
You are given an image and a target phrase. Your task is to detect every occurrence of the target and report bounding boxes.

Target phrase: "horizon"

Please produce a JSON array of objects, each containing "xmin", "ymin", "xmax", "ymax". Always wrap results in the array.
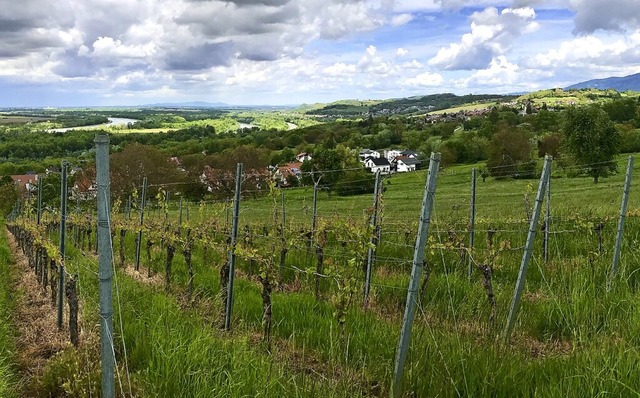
[{"xmin": 2, "ymin": 1, "xmax": 640, "ymax": 107}]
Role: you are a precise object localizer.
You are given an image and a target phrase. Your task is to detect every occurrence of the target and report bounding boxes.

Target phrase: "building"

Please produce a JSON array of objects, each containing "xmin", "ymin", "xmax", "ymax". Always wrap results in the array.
[
  {"xmin": 395, "ymin": 157, "xmax": 421, "ymax": 173},
  {"xmin": 364, "ymin": 157, "xmax": 391, "ymax": 174},
  {"xmin": 359, "ymin": 149, "xmax": 380, "ymax": 162}
]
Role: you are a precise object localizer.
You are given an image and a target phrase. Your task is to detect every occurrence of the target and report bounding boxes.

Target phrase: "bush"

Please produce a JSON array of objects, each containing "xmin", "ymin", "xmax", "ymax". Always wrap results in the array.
[{"xmin": 334, "ymin": 170, "xmax": 376, "ymax": 196}]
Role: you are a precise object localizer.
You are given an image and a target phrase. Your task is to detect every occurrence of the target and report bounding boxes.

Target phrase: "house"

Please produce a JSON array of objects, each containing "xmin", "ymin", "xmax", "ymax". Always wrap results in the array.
[
  {"xmin": 10, "ymin": 173, "xmax": 40, "ymax": 192},
  {"xmin": 383, "ymin": 149, "xmax": 403, "ymax": 161},
  {"xmin": 395, "ymin": 156, "xmax": 421, "ymax": 173},
  {"xmin": 359, "ymin": 149, "xmax": 380, "ymax": 162},
  {"xmin": 295, "ymin": 152, "xmax": 312, "ymax": 163},
  {"xmin": 400, "ymin": 150, "xmax": 419, "ymax": 159},
  {"xmin": 364, "ymin": 157, "xmax": 391, "ymax": 174},
  {"xmin": 73, "ymin": 175, "xmax": 97, "ymax": 200},
  {"xmin": 272, "ymin": 162, "xmax": 302, "ymax": 187}
]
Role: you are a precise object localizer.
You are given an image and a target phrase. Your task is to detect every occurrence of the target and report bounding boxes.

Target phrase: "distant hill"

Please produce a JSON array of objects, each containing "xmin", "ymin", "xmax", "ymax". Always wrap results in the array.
[
  {"xmin": 143, "ymin": 101, "xmax": 231, "ymax": 108},
  {"xmin": 305, "ymin": 93, "xmax": 516, "ymax": 118},
  {"xmin": 566, "ymin": 73, "xmax": 640, "ymax": 91}
]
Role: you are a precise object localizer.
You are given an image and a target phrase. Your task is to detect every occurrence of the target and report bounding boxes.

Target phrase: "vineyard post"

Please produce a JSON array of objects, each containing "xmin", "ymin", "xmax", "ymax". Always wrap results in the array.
[
  {"xmin": 310, "ymin": 173, "xmax": 321, "ymax": 249},
  {"xmin": 224, "ymin": 163, "xmax": 243, "ymax": 331},
  {"xmin": 26, "ymin": 185, "xmax": 31, "ymax": 220},
  {"xmin": 544, "ymin": 168, "xmax": 551, "ymax": 264},
  {"xmin": 134, "ymin": 177, "xmax": 148, "ymax": 271},
  {"xmin": 225, "ymin": 197, "xmax": 230, "ymax": 225},
  {"xmin": 608, "ymin": 155, "xmax": 634, "ymax": 290},
  {"xmin": 468, "ymin": 167, "xmax": 477, "ymax": 279},
  {"xmin": 179, "ymin": 197, "xmax": 183, "ymax": 228},
  {"xmin": 57, "ymin": 160, "xmax": 69, "ymax": 330},
  {"xmin": 503, "ymin": 155, "xmax": 552, "ymax": 344},
  {"xmin": 392, "ymin": 153, "xmax": 441, "ymax": 398},
  {"xmin": 126, "ymin": 195, "xmax": 132, "ymax": 220},
  {"xmin": 281, "ymin": 190, "xmax": 286, "ymax": 229},
  {"xmin": 36, "ymin": 176, "xmax": 43, "ymax": 225},
  {"xmin": 364, "ymin": 170, "xmax": 382, "ymax": 308},
  {"xmin": 95, "ymin": 134, "xmax": 115, "ymax": 398}
]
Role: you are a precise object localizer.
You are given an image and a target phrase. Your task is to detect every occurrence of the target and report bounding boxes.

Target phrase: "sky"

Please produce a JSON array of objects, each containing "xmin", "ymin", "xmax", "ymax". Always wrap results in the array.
[{"xmin": 2, "ymin": 0, "xmax": 640, "ymax": 107}]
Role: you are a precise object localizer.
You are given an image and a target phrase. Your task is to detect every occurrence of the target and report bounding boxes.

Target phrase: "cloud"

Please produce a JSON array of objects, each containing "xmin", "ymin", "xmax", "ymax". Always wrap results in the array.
[
  {"xmin": 403, "ymin": 71, "xmax": 444, "ymax": 86},
  {"xmin": 396, "ymin": 48, "xmax": 409, "ymax": 57},
  {"xmin": 428, "ymin": 7, "xmax": 538, "ymax": 70},
  {"xmin": 569, "ymin": 0, "xmax": 640, "ymax": 34},
  {"xmin": 323, "ymin": 62, "xmax": 357, "ymax": 76},
  {"xmin": 391, "ymin": 13, "xmax": 414, "ymax": 26}
]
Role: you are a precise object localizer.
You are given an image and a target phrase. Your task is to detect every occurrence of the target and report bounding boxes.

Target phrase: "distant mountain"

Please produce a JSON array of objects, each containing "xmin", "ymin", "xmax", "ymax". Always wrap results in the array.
[
  {"xmin": 143, "ymin": 101, "xmax": 231, "ymax": 108},
  {"xmin": 566, "ymin": 73, "xmax": 640, "ymax": 91}
]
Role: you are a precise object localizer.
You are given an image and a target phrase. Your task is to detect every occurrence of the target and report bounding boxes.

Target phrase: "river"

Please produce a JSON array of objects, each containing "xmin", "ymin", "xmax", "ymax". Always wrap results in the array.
[{"xmin": 48, "ymin": 117, "xmax": 139, "ymax": 133}]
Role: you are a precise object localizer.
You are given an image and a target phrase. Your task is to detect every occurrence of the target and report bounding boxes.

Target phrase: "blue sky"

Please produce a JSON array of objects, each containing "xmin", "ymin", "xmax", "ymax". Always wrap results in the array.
[{"xmin": 1, "ymin": 0, "xmax": 640, "ymax": 107}]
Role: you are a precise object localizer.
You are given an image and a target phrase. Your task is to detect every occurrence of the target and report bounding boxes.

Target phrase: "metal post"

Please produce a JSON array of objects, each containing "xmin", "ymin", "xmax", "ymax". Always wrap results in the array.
[
  {"xmin": 392, "ymin": 153, "xmax": 441, "ymax": 398},
  {"xmin": 544, "ymin": 169, "xmax": 551, "ymax": 264},
  {"xmin": 134, "ymin": 177, "xmax": 148, "ymax": 271},
  {"xmin": 608, "ymin": 156, "xmax": 634, "ymax": 290},
  {"xmin": 57, "ymin": 161, "xmax": 68, "ymax": 330},
  {"xmin": 126, "ymin": 195, "xmax": 132, "ymax": 220},
  {"xmin": 179, "ymin": 197, "xmax": 183, "ymax": 228},
  {"xmin": 36, "ymin": 176, "xmax": 43, "ymax": 225},
  {"xmin": 281, "ymin": 190, "xmax": 286, "ymax": 229},
  {"xmin": 364, "ymin": 170, "xmax": 382, "ymax": 307},
  {"xmin": 224, "ymin": 163, "xmax": 243, "ymax": 331},
  {"xmin": 503, "ymin": 155, "xmax": 552, "ymax": 343},
  {"xmin": 310, "ymin": 175, "xmax": 321, "ymax": 249},
  {"xmin": 95, "ymin": 134, "xmax": 115, "ymax": 398},
  {"xmin": 468, "ymin": 168, "xmax": 477, "ymax": 279}
]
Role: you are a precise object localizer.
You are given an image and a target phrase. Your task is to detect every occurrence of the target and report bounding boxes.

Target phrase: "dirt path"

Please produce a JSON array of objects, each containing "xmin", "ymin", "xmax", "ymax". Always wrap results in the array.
[{"xmin": 6, "ymin": 231, "xmax": 71, "ymax": 395}]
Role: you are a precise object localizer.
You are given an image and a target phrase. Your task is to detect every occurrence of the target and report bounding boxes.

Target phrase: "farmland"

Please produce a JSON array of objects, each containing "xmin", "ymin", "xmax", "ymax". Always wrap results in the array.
[{"xmin": 4, "ymin": 150, "xmax": 640, "ymax": 396}]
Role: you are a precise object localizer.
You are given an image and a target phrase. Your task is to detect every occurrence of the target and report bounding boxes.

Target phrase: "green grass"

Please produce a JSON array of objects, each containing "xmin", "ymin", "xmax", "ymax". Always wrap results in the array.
[
  {"xmin": 0, "ymin": 226, "xmax": 18, "ymax": 397},
  {"xmin": 14, "ymin": 153, "xmax": 640, "ymax": 396}
]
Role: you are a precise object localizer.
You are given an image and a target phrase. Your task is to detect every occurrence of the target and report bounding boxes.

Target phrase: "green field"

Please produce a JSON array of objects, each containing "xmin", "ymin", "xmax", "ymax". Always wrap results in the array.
[{"xmin": 7, "ymin": 153, "xmax": 640, "ymax": 396}]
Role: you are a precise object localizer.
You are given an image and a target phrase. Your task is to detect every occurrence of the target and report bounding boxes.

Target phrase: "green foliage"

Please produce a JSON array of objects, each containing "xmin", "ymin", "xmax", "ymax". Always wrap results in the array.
[
  {"xmin": 602, "ymin": 97, "xmax": 638, "ymax": 122},
  {"xmin": 334, "ymin": 170, "xmax": 376, "ymax": 196},
  {"xmin": 563, "ymin": 105, "xmax": 620, "ymax": 183},
  {"xmin": 486, "ymin": 123, "xmax": 536, "ymax": 178}
]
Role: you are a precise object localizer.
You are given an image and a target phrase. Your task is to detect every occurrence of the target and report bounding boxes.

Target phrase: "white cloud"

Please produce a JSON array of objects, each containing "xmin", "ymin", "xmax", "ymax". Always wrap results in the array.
[
  {"xmin": 323, "ymin": 62, "xmax": 357, "ymax": 76},
  {"xmin": 403, "ymin": 71, "xmax": 444, "ymax": 86},
  {"xmin": 396, "ymin": 48, "xmax": 409, "ymax": 57},
  {"xmin": 391, "ymin": 13, "xmax": 414, "ymax": 26},
  {"xmin": 428, "ymin": 7, "xmax": 538, "ymax": 70}
]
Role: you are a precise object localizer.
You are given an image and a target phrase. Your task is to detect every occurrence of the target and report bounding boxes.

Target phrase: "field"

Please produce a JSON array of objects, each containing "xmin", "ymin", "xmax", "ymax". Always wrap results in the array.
[{"xmin": 5, "ymin": 154, "xmax": 640, "ymax": 397}]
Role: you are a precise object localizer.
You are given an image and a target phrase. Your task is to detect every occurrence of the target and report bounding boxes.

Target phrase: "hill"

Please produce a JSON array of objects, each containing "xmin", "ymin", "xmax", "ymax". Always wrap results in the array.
[
  {"xmin": 305, "ymin": 93, "xmax": 516, "ymax": 118},
  {"xmin": 566, "ymin": 72, "xmax": 640, "ymax": 91}
]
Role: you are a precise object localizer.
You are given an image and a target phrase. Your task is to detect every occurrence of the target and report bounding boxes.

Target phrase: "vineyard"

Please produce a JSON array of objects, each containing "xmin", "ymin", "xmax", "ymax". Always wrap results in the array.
[{"xmin": 5, "ymin": 140, "xmax": 640, "ymax": 397}]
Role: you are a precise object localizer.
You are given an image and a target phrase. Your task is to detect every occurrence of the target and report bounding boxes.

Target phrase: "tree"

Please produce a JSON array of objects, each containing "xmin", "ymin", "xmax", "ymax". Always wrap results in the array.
[
  {"xmin": 109, "ymin": 143, "xmax": 187, "ymax": 197},
  {"xmin": 486, "ymin": 123, "xmax": 535, "ymax": 179},
  {"xmin": 563, "ymin": 105, "xmax": 620, "ymax": 183}
]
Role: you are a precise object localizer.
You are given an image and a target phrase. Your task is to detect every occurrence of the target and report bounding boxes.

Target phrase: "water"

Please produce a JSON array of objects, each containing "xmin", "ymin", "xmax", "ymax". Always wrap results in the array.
[{"xmin": 48, "ymin": 117, "xmax": 139, "ymax": 133}]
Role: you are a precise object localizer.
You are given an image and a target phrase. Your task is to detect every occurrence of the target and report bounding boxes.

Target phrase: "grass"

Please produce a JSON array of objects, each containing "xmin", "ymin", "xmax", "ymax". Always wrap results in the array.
[
  {"xmin": 11, "ymin": 153, "xmax": 640, "ymax": 396},
  {"xmin": 0, "ymin": 225, "xmax": 18, "ymax": 397}
]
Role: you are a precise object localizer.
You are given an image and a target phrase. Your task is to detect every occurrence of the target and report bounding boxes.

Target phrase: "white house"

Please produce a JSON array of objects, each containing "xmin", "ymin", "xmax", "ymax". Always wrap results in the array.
[
  {"xmin": 296, "ymin": 152, "xmax": 312, "ymax": 162},
  {"xmin": 364, "ymin": 157, "xmax": 391, "ymax": 174},
  {"xmin": 383, "ymin": 149, "xmax": 403, "ymax": 161},
  {"xmin": 396, "ymin": 156, "xmax": 420, "ymax": 173},
  {"xmin": 359, "ymin": 149, "xmax": 380, "ymax": 163}
]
